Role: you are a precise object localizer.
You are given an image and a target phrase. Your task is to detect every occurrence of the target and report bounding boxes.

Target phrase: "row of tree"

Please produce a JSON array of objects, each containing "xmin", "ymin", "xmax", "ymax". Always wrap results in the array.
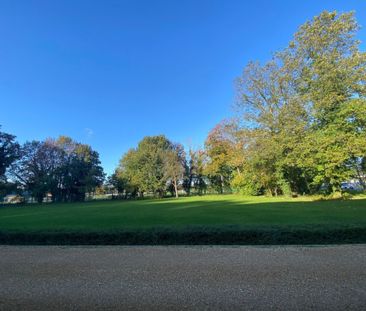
[
  {"xmin": 108, "ymin": 135, "xmax": 207, "ymax": 198},
  {"xmin": 0, "ymin": 131, "xmax": 104, "ymax": 203},
  {"xmin": 109, "ymin": 11, "xmax": 366, "ymax": 198},
  {"xmin": 1, "ymin": 11, "xmax": 365, "ymax": 202}
]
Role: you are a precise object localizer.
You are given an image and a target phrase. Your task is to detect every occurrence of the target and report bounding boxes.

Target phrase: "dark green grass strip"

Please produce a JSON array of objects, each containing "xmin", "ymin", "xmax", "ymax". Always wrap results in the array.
[{"xmin": 1, "ymin": 226, "xmax": 365, "ymax": 245}]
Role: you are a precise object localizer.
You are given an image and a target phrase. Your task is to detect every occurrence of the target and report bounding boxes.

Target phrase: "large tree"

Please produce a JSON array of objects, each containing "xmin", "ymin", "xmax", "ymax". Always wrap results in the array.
[
  {"xmin": 12, "ymin": 136, "xmax": 104, "ymax": 203},
  {"xmin": 116, "ymin": 135, "xmax": 179, "ymax": 198},
  {"xmin": 216, "ymin": 10, "xmax": 366, "ymax": 196},
  {"xmin": 291, "ymin": 11, "xmax": 366, "ymax": 192},
  {"xmin": 11, "ymin": 141, "xmax": 62, "ymax": 203},
  {"xmin": 52, "ymin": 136, "xmax": 105, "ymax": 202},
  {"xmin": 204, "ymin": 121, "xmax": 236, "ymax": 194},
  {"xmin": 0, "ymin": 126, "xmax": 19, "ymax": 182}
]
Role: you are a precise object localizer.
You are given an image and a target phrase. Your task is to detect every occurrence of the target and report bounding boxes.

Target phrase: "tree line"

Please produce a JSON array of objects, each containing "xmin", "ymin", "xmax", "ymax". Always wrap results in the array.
[
  {"xmin": 0, "ymin": 133, "xmax": 104, "ymax": 203},
  {"xmin": 111, "ymin": 11, "xmax": 366, "ymax": 198},
  {"xmin": 108, "ymin": 135, "xmax": 207, "ymax": 199},
  {"xmin": 1, "ymin": 11, "xmax": 366, "ymax": 202}
]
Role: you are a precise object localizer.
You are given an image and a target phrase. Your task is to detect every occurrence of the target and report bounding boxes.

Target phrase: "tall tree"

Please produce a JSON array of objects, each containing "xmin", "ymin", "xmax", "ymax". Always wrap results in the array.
[
  {"xmin": 233, "ymin": 10, "xmax": 366, "ymax": 195},
  {"xmin": 204, "ymin": 122, "xmax": 234, "ymax": 193},
  {"xmin": 53, "ymin": 136, "xmax": 105, "ymax": 202},
  {"xmin": 12, "ymin": 136, "xmax": 104, "ymax": 203},
  {"xmin": 183, "ymin": 149, "xmax": 207, "ymax": 195},
  {"xmin": 0, "ymin": 126, "xmax": 19, "ymax": 182},
  {"xmin": 289, "ymin": 11, "xmax": 366, "ymax": 192},
  {"xmin": 116, "ymin": 135, "xmax": 176, "ymax": 198},
  {"xmin": 163, "ymin": 143, "xmax": 186, "ymax": 198},
  {"xmin": 11, "ymin": 141, "xmax": 61, "ymax": 203}
]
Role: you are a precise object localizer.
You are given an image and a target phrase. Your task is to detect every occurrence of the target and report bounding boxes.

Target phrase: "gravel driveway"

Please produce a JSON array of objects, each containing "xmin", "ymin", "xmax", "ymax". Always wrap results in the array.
[{"xmin": 0, "ymin": 245, "xmax": 365, "ymax": 310}]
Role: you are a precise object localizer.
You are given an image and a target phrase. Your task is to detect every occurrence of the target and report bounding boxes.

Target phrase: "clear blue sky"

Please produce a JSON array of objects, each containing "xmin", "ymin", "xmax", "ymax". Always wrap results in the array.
[{"xmin": 1, "ymin": 0, "xmax": 365, "ymax": 175}]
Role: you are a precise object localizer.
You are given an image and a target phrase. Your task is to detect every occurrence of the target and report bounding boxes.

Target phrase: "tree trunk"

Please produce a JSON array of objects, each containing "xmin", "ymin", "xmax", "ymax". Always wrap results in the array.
[
  {"xmin": 220, "ymin": 174, "xmax": 224, "ymax": 194},
  {"xmin": 36, "ymin": 194, "xmax": 43, "ymax": 204},
  {"xmin": 187, "ymin": 174, "xmax": 193, "ymax": 196},
  {"xmin": 174, "ymin": 178, "xmax": 179, "ymax": 198},
  {"xmin": 236, "ymin": 167, "xmax": 242, "ymax": 176}
]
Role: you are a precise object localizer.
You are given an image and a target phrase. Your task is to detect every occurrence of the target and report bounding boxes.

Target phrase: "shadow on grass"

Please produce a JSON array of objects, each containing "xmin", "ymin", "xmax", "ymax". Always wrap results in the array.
[{"xmin": 0, "ymin": 196, "xmax": 366, "ymax": 245}]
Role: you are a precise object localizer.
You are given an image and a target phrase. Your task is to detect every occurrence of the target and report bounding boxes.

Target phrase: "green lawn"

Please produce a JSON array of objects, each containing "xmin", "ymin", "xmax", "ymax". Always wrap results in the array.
[
  {"xmin": 1, "ymin": 194, "xmax": 366, "ymax": 232},
  {"xmin": 1, "ymin": 194, "xmax": 366, "ymax": 245}
]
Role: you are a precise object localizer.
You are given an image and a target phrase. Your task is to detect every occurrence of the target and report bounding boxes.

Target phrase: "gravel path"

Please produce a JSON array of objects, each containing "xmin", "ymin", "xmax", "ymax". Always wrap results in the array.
[{"xmin": 0, "ymin": 245, "xmax": 365, "ymax": 310}]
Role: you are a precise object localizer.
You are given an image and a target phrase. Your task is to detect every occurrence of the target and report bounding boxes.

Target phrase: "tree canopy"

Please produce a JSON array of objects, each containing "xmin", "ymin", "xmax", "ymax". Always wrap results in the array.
[
  {"xmin": 226, "ymin": 10, "xmax": 366, "ymax": 195},
  {"xmin": 1, "ymin": 10, "xmax": 365, "ymax": 203},
  {"xmin": 115, "ymin": 135, "xmax": 187, "ymax": 198},
  {"xmin": 11, "ymin": 136, "xmax": 104, "ymax": 203}
]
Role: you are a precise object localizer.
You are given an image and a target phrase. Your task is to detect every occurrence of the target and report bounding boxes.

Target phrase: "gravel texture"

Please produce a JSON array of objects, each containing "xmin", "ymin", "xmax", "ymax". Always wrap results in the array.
[{"xmin": 0, "ymin": 245, "xmax": 365, "ymax": 310}]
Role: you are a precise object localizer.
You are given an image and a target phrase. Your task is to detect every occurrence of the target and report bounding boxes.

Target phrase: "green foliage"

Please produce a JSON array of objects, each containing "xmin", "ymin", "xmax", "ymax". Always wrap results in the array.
[
  {"xmin": 2, "ymin": 227, "xmax": 366, "ymax": 245},
  {"xmin": 204, "ymin": 122, "xmax": 235, "ymax": 193},
  {"xmin": 186, "ymin": 149, "xmax": 207, "ymax": 195},
  {"xmin": 107, "ymin": 173, "xmax": 130, "ymax": 198},
  {"xmin": 163, "ymin": 144, "xmax": 186, "ymax": 197},
  {"xmin": 11, "ymin": 136, "xmax": 104, "ymax": 202},
  {"xmin": 0, "ymin": 126, "xmax": 20, "ymax": 194},
  {"xmin": 231, "ymin": 172, "xmax": 261, "ymax": 196},
  {"xmin": 291, "ymin": 11, "xmax": 366, "ymax": 192},
  {"xmin": 205, "ymin": 10, "xmax": 366, "ymax": 196},
  {"xmin": 115, "ymin": 135, "xmax": 186, "ymax": 198},
  {"xmin": 3, "ymin": 10, "xmax": 366, "ymax": 203}
]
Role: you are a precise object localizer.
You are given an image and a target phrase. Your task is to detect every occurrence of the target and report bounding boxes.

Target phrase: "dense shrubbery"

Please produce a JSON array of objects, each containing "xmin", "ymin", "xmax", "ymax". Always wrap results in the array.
[{"xmin": 1, "ymin": 226, "xmax": 365, "ymax": 245}]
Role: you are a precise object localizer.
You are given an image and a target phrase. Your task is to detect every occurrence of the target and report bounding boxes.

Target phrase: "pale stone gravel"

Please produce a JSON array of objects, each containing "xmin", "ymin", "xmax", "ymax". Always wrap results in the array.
[{"xmin": 0, "ymin": 245, "xmax": 365, "ymax": 310}]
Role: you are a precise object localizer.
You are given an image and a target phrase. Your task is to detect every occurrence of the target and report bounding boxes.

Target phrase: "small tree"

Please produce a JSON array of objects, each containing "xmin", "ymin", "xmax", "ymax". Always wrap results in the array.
[
  {"xmin": 163, "ymin": 144, "xmax": 186, "ymax": 198},
  {"xmin": 204, "ymin": 122, "xmax": 233, "ymax": 194}
]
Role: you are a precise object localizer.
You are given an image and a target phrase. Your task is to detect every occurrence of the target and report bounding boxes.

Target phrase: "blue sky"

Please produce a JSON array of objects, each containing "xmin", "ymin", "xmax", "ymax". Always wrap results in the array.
[{"xmin": 1, "ymin": 0, "xmax": 365, "ymax": 175}]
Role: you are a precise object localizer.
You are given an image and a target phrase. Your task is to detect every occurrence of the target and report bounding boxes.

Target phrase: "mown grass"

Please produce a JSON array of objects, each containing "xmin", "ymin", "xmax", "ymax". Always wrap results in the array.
[{"xmin": 0, "ymin": 194, "xmax": 366, "ymax": 244}]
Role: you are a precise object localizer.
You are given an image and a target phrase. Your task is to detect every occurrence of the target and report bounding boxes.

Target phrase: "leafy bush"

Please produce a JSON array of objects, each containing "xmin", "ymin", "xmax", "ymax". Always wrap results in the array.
[
  {"xmin": 1, "ymin": 226, "xmax": 365, "ymax": 245},
  {"xmin": 231, "ymin": 172, "xmax": 261, "ymax": 196}
]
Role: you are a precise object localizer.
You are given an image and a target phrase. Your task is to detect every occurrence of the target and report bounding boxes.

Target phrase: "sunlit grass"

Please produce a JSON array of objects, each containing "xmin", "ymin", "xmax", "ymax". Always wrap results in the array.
[{"xmin": 0, "ymin": 194, "xmax": 365, "ymax": 233}]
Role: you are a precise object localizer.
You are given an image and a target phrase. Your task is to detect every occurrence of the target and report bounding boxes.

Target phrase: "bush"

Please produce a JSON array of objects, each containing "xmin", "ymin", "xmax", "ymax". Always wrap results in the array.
[
  {"xmin": 0, "ymin": 226, "xmax": 365, "ymax": 245},
  {"xmin": 231, "ymin": 172, "xmax": 261, "ymax": 196}
]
